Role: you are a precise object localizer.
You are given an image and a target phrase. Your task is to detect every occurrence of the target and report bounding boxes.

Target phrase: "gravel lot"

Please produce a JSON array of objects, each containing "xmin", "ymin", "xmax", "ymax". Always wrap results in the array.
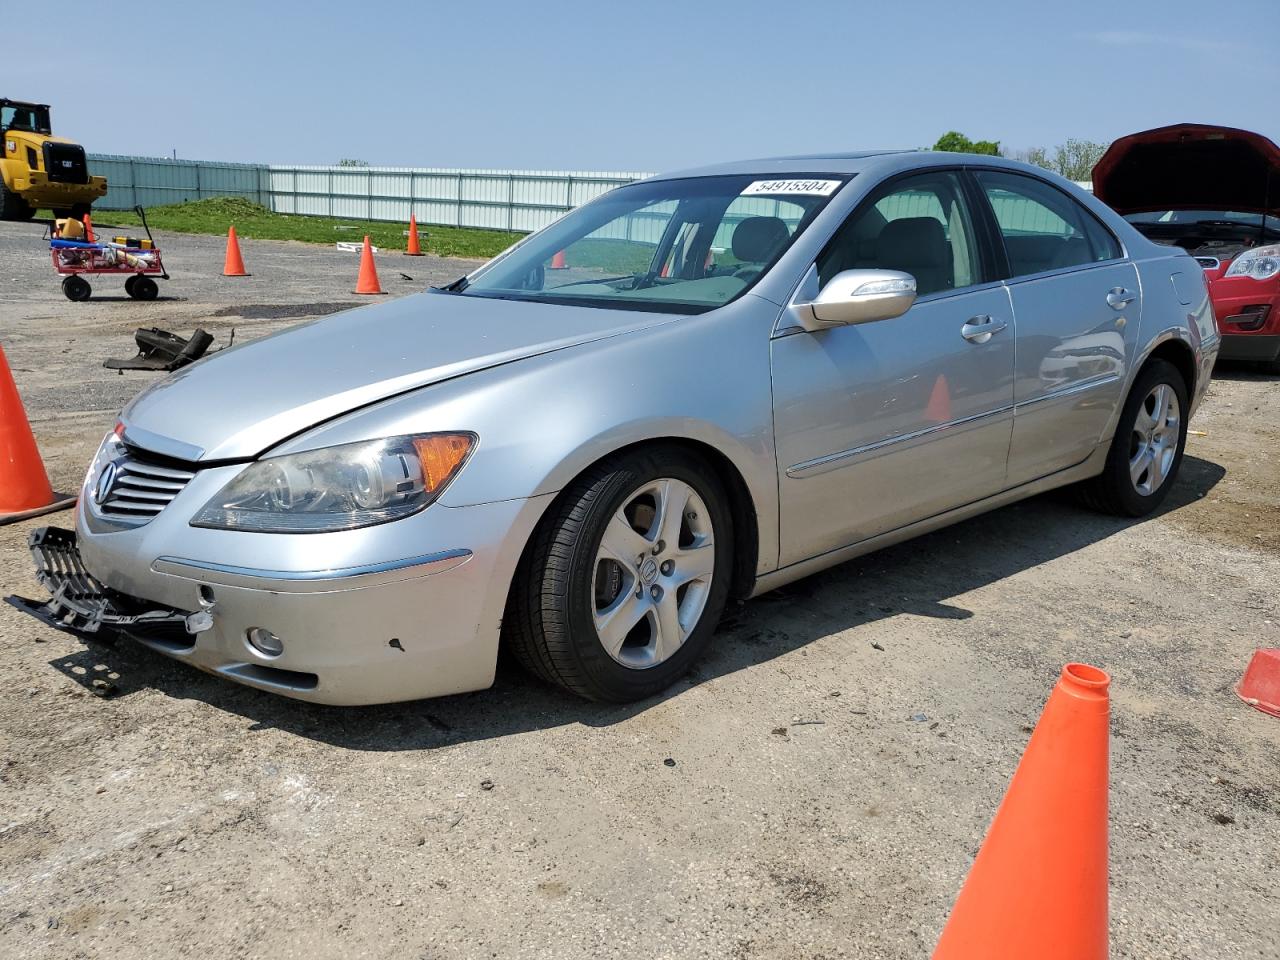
[{"xmin": 1, "ymin": 218, "xmax": 1277, "ymax": 960}]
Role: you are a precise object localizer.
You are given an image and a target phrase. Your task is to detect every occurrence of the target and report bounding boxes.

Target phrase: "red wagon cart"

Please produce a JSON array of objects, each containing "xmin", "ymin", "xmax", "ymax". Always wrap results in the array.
[{"xmin": 50, "ymin": 205, "xmax": 169, "ymax": 302}]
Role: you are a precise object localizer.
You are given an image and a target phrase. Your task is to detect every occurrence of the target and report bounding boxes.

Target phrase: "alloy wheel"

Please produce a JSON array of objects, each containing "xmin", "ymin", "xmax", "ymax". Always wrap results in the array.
[
  {"xmin": 591, "ymin": 478, "xmax": 716, "ymax": 669},
  {"xmin": 1129, "ymin": 383, "xmax": 1180, "ymax": 497}
]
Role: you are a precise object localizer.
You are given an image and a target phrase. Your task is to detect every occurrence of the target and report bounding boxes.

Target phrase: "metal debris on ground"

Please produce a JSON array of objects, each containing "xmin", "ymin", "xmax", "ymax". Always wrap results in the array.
[{"xmin": 104, "ymin": 327, "xmax": 214, "ymax": 372}]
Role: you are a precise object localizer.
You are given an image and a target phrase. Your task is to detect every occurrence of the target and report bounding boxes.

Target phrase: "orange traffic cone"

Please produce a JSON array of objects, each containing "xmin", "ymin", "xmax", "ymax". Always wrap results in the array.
[
  {"xmin": 1236, "ymin": 648, "xmax": 1280, "ymax": 718},
  {"xmin": 0, "ymin": 345, "xmax": 74, "ymax": 525},
  {"xmin": 932, "ymin": 663, "xmax": 1110, "ymax": 960},
  {"xmin": 353, "ymin": 236, "xmax": 385, "ymax": 295},
  {"xmin": 925, "ymin": 374, "xmax": 952, "ymax": 423},
  {"xmin": 549, "ymin": 249, "xmax": 568, "ymax": 270},
  {"xmin": 223, "ymin": 226, "xmax": 249, "ymax": 277},
  {"xmin": 82, "ymin": 213, "xmax": 95, "ymax": 243},
  {"xmin": 405, "ymin": 215, "xmax": 424, "ymax": 256}
]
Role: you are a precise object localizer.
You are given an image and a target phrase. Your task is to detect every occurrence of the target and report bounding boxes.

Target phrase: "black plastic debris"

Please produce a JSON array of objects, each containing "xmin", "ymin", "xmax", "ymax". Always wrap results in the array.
[{"xmin": 104, "ymin": 327, "xmax": 214, "ymax": 372}]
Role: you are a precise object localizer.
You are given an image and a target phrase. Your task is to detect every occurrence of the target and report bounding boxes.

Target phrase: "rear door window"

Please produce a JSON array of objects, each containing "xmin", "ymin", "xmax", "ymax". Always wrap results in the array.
[{"xmin": 975, "ymin": 170, "xmax": 1121, "ymax": 277}]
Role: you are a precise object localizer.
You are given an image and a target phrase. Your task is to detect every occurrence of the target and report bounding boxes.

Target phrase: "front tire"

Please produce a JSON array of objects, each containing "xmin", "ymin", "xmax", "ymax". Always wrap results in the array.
[
  {"xmin": 0, "ymin": 183, "xmax": 34, "ymax": 222},
  {"xmin": 61, "ymin": 275, "xmax": 91, "ymax": 302},
  {"xmin": 506, "ymin": 446, "xmax": 734, "ymax": 702},
  {"xmin": 1079, "ymin": 358, "xmax": 1188, "ymax": 516}
]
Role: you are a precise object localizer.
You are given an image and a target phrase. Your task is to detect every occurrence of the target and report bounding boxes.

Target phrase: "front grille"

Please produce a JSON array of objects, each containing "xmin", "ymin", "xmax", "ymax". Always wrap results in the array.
[
  {"xmin": 1195, "ymin": 257, "xmax": 1220, "ymax": 270},
  {"xmin": 42, "ymin": 141, "xmax": 89, "ymax": 184},
  {"xmin": 98, "ymin": 453, "xmax": 196, "ymax": 522}
]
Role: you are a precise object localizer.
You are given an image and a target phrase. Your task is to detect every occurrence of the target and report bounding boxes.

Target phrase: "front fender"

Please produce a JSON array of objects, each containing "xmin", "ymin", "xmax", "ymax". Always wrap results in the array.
[{"xmin": 269, "ymin": 297, "xmax": 784, "ymax": 576}]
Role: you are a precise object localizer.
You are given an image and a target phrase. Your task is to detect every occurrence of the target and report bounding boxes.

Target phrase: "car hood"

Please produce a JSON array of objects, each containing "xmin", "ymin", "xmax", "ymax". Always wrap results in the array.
[
  {"xmin": 1093, "ymin": 123, "xmax": 1280, "ymax": 215},
  {"xmin": 121, "ymin": 291, "xmax": 675, "ymax": 462}
]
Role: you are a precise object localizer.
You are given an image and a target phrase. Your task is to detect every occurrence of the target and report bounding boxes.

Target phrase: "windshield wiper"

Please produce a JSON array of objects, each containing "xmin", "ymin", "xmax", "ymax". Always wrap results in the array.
[
  {"xmin": 437, "ymin": 275, "xmax": 470, "ymax": 293},
  {"xmin": 547, "ymin": 275, "xmax": 639, "ymax": 289}
]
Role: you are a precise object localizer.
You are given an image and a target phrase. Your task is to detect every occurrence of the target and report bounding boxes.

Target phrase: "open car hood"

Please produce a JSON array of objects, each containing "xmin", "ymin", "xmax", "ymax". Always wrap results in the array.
[
  {"xmin": 120, "ymin": 291, "xmax": 674, "ymax": 462},
  {"xmin": 1092, "ymin": 123, "xmax": 1280, "ymax": 216}
]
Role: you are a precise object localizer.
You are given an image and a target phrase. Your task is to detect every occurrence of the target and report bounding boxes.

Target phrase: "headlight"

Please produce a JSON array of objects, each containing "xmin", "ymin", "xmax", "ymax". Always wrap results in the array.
[
  {"xmin": 1224, "ymin": 244, "xmax": 1280, "ymax": 281},
  {"xmin": 190, "ymin": 433, "xmax": 475, "ymax": 533}
]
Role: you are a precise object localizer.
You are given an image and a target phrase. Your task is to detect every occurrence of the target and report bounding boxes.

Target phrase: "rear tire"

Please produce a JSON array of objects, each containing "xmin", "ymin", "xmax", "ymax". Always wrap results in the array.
[
  {"xmin": 61, "ymin": 275, "xmax": 91, "ymax": 302},
  {"xmin": 1078, "ymin": 359, "xmax": 1188, "ymax": 516},
  {"xmin": 506, "ymin": 446, "xmax": 734, "ymax": 702}
]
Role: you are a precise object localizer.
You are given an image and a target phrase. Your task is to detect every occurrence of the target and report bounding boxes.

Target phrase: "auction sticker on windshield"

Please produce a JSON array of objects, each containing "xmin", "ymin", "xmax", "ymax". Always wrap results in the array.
[{"xmin": 740, "ymin": 179, "xmax": 842, "ymax": 197}]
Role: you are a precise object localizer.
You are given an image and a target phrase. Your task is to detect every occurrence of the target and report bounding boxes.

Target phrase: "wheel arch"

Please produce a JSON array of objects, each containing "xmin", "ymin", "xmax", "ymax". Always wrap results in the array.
[
  {"xmin": 1102, "ymin": 332, "xmax": 1198, "ymax": 440},
  {"xmin": 501, "ymin": 435, "xmax": 763, "ymax": 623},
  {"xmin": 1143, "ymin": 336, "xmax": 1197, "ymax": 398}
]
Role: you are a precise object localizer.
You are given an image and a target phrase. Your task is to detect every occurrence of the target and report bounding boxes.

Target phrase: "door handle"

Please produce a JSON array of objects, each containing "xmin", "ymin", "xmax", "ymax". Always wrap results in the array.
[
  {"xmin": 1106, "ymin": 287, "xmax": 1136, "ymax": 309},
  {"xmin": 960, "ymin": 315, "xmax": 1007, "ymax": 344}
]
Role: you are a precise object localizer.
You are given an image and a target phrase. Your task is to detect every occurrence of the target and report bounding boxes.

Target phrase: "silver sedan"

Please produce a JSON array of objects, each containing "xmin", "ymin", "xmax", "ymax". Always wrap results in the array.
[{"xmin": 13, "ymin": 152, "xmax": 1219, "ymax": 704}]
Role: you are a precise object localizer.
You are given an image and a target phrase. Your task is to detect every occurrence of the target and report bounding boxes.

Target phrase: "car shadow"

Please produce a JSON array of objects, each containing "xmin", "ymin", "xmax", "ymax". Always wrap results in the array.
[
  {"xmin": 1212, "ymin": 359, "xmax": 1278, "ymax": 381},
  {"xmin": 48, "ymin": 456, "xmax": 1226, "ymax": 751}
]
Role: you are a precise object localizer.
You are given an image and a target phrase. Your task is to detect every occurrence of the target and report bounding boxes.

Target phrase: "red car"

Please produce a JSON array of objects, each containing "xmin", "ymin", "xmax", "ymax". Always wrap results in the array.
[{"xmin": 1094, "ymin": 123, "xmax": 1280, "ymax": 372}]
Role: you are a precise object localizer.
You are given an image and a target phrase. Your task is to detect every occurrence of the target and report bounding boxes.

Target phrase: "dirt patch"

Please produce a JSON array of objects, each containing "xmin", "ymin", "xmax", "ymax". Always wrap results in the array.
[{"xmin": 211, "ymin": 302, "xmax": 360, "ymax": 320}]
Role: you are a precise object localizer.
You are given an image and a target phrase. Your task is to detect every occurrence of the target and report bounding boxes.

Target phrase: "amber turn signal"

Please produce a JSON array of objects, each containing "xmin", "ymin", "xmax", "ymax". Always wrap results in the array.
[{"xmin": 412, "ymin": 433, "xmax": 476, "ymax": 492}]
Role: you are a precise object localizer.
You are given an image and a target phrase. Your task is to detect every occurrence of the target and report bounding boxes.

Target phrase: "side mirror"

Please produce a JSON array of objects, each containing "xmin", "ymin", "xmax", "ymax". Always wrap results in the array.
[{"xmin": 789, "ymin": 268, "xmax": 917, "ymax": 332}]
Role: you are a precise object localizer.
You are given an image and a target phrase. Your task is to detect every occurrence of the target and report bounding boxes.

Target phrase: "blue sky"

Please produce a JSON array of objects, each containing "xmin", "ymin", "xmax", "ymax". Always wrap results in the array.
[{"xmin": 11, "ymin": 0, "xmax": 1278, "ymax": 171}]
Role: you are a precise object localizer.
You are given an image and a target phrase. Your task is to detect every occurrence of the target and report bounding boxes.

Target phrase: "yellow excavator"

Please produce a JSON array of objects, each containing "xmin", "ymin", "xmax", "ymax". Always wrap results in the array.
[{"xmin": 1, "ymin": 99, "xmax": 107, "ymax": 221}]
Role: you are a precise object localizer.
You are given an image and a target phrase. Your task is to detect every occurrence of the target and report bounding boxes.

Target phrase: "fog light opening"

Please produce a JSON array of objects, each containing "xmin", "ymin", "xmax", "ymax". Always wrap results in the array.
[
  {"xmin": 1224, "ymin": 304, "xmax": 1271, "ymax": 332},
  {"xmin": 246, "ymin": 627, "xmax": 284, "ymax": 658}
]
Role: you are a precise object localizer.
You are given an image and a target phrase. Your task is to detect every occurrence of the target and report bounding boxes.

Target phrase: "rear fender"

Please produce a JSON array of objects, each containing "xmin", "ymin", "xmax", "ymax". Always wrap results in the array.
[{"xmin": 1099, "ymin": 255, "xmax": 1216, "ymax": 442}]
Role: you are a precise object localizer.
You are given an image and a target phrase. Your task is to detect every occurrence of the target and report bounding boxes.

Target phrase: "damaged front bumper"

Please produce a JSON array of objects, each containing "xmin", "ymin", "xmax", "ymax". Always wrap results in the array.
[
  {"xmin": 6, "ymin": 527, "xmax": 210, "ymax": 640},
  {"xmin": 8, "ymin": 487, "xmax": 537, "ymax": 704}
]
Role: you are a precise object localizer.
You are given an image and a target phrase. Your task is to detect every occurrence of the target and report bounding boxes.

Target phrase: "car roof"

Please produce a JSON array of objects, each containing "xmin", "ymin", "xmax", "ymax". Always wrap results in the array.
[{"xmin": 646, "ymin": 150, "xmax": 1035, "ymax": 181}]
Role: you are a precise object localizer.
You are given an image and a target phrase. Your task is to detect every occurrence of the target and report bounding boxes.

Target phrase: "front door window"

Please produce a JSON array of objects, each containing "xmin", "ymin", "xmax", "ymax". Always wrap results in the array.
[{"xmin": 816, "ymin": 171, "xmax": 982, "ymax": 296}]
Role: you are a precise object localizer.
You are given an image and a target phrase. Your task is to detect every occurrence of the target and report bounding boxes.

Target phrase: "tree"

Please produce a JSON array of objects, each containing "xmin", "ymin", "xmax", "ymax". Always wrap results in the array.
[
  {"xmin": 1008, "ymin": 146, "xmax": 1051, "ymax": 170},
  {"xmin": 933, "ymin": 131, "xmax": 1001, "ymax": 156},
  {"xmin": 337, "ymin": 158, "xmax": 370, "ymax": 167},
  {"xmin": 1051, "ymin": 139, "xmax": 1108, "ymax": 182},
  {"xmin": 1008, "ymin": 140, "xmax": 1109, "ymax": 181}
]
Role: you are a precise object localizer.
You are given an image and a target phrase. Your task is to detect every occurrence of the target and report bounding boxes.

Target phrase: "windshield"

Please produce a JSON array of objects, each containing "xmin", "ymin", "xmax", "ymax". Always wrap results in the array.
[
  {"xmin": 1125, "ymin": 210, "xmax": 1266, "ymax": 226},
  {"xmin": 0, "ymin": 103, "xmax": 51, "ymax": 134},
  {"xmin": 450, "ymin": 174, "xmax": 848, "ymax": 314}
]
